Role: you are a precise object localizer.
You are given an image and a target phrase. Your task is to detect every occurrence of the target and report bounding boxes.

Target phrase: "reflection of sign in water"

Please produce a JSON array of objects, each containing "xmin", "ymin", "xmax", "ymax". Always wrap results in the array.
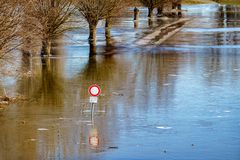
[
  {"xmin": 89, "ymin": 128, "xmax": 100, "ymax": 147},
  {"xmin": 88, "ymin": 85, "xmax": 101, "ymax": 97},
  {"xmin": 89, "ymin": 136, "xmax": 99, "ymax": 147}
]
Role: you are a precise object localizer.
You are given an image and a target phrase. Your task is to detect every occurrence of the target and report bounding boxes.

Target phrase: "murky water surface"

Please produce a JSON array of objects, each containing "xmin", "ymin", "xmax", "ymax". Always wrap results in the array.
[{"xmin": 0, "ymin": 4, "xmax": 240, "ymax": 160}]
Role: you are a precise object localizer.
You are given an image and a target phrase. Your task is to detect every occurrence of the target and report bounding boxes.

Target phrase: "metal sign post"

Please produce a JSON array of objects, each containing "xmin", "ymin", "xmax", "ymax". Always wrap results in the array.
[{"xmin": 88, "ymin": 85, "xmax": 101, "ymax": 122}]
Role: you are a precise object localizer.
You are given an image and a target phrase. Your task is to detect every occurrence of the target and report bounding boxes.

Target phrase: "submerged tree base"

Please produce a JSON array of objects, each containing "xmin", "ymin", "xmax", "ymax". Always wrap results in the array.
[
  {"xmin": 0, "ymin": 95, "xmax": 28, "ymax": 105},
  {"xmin": 41, "ymin": 40, "xmax": 52, "ymax": 57},
  {"xmin": 89, "ymin": 43, "xmax": 97, "ymax": 56}
]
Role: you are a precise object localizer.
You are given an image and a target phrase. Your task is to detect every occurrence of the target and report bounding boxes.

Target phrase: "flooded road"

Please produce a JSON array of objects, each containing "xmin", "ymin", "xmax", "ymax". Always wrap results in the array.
[{"xmin": 1, "ymin": 4, "xmax": 240, "ymax": 160}]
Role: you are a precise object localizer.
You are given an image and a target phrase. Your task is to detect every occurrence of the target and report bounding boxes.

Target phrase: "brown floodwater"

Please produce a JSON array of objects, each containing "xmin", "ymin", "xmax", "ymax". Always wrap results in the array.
[{"xmin": 0, "ymin": 4, "xmax": 240, "ymax": 160}]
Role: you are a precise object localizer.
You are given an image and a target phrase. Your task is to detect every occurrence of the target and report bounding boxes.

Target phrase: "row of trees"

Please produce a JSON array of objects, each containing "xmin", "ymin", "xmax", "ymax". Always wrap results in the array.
[
  {"xmin": 0, "ymin": 0, "xmax": 182, "ymax": 58},
  {"xmin": 0, "ymin": 1, "xmax": 22, "ymax": 59}
]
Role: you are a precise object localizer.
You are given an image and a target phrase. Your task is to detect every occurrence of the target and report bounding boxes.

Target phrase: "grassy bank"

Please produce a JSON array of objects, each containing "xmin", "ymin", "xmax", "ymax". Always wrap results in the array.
[
  {"xmin": 183, "ymin": 0, "xmax": 240, "ymax": 5},
  {"xmin": 183, "ymin": 0, "xmax": 216, "ymax": 4},
  {"xmin": 216, "ymin": 0, "xmax": 240, "ymax": 5}
]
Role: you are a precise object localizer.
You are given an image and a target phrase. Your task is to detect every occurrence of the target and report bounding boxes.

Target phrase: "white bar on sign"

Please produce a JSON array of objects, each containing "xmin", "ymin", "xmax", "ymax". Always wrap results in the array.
[{"xmin": 89, "ymin": 96, "xmax": 98, "ymax": 104}]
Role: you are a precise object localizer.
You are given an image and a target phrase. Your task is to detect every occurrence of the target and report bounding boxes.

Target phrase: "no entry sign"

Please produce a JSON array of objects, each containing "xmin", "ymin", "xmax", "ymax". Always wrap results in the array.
[{"xmin": 88, "ymin": 85, "xmax": 101, "ymax": 97}]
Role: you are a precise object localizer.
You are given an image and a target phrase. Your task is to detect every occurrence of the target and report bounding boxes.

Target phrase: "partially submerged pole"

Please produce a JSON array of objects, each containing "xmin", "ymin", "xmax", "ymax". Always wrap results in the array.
[
  {"xmin": 91, "ymin": 103, "xmax": 95, "ymax": 123},
  {"xmin": 134, "ymin": 7, "xmax": 140, "ymax": 28},
  {"xmin": 134, "ymin": 7, "xmax": 140, "ymax": 21}
]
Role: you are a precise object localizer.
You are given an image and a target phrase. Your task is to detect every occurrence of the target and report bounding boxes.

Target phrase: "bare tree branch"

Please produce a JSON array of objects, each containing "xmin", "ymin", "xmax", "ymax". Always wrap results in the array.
[{"xmin": 0, "ymin": 0, "xmax": 23, "ymax": 59}]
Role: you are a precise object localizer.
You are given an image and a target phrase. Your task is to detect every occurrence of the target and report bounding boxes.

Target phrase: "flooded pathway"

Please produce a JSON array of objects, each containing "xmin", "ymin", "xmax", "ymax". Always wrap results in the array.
[{"xmin": 0, "ymin": 4, "xmax": 240, "ymax": 160}]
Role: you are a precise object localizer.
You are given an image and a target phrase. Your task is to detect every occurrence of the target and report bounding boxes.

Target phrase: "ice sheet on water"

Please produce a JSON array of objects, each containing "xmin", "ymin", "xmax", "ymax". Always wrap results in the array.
[
  {"xmin": 183, "ymin": 28, "xmax": 240, "ymax": 33},
  {"xmin": 169, "ymin": 45, "xmax": 240, "ymax": 49}
]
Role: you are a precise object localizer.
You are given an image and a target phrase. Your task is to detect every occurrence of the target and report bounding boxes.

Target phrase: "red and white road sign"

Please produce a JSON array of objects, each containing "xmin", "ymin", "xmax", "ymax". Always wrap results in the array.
[{"xmin": 88, "ymin": 85, "xmax": 101, "ymax": 97}]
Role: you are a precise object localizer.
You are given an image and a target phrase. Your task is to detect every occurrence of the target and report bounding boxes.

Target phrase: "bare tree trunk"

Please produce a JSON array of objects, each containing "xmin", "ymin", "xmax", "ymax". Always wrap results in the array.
[
  {"xmin": 89, "ymin": 24, "xmax": 97, "ymax": 56},
  {"xmin": 50, "ymin": 0, "xmax": 55, "ymax": 7},
  {"xmin": 134, "ymin": 7, "xmax": 140, "ymax": 21},
  {"xmin": 157, "ymin": 5, "xmax": 163, "ymax": 17},
  {"xmin": 105, "ymin": 18, "xmax": 111, "ymax": 46},
  {"xmin": 177, "ymin": 4, "xmax": 182, "ymax": 17},
  {"xmin": 148, "ymin": 7, "xmax": 153, "ymax": 18},
  {"xmin": 41, "ymin": 39, "xmax": 51, "ymax": 56},
  {"xmin": 21, "ymin": 37, "xmax": 32, "ymax": 56},
  {"xmin": 134, "ymin": 7, "xmax": 140, "ymax": 28},
  {"xmin": 148, "ymin": 18, "xmax": 153, "ymax": 27},
  {"xmin": 172, "ymin": 2, "xmax": 176, "ymax": 17}
]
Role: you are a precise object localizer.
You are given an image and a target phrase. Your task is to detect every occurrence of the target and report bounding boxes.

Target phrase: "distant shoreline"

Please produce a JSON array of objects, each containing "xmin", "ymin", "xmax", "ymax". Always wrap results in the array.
[{"xmin": 183, "ymin": 0, "xmax": 240, "ymax": 5}]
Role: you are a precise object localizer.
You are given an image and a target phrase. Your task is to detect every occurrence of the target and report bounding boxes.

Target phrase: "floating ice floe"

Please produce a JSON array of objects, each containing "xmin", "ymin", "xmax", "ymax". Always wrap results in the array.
[
  {"xmin": 224, "ymin": 110, "xmax": 231, "ymax": 113},
  {"xmin": 37, "ymin": 128, "xmax": 49, "ymax": 131},
  {"xmin": 156, "ymin": 126, "xmax": 172, "ymax": 130},
  {"xmin": 76, "ymin": 120, "xmax": 92, "ymax": 124},
  {"xmin": 203, "ymin": 74, "xmax": 210, "ymax": 77},
  {"xmin": 59, "ymin": 117, "xmax": 69, "ymax": 120},
  {"xmin": 98, "ymin": 110, "xmax": 106, "ymax": 113},
  {"xmin": 169, "ymin": 74, "xmax": 178, "ymax": 77},
  {"xmin": 112, "ymin": 92, "xmax": 124, "ymax": 96},
  {"xmin": 83, "ymin": 110, "xmax": 91, "ymax": 113}
]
